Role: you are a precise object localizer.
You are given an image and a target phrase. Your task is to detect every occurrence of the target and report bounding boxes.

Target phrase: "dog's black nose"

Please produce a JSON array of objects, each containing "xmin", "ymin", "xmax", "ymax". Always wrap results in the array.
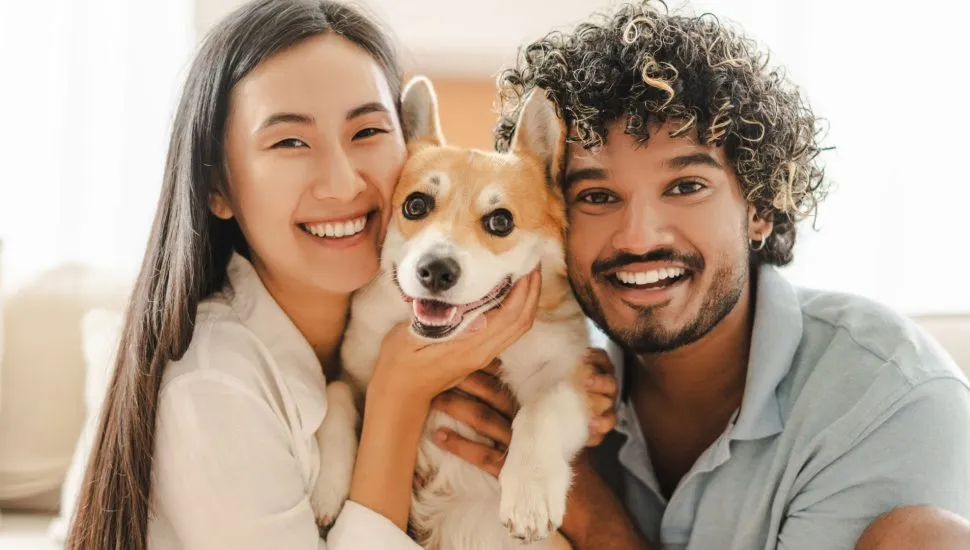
[{"xmin": 416, "ymin": 255, "xmax": 461, "ymax": 293}]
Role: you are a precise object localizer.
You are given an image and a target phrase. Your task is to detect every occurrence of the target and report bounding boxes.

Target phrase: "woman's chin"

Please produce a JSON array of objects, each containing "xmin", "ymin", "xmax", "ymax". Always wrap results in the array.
[{"xmin": 313, "ymin": 261, "xmax": 380, "ymax": 295}]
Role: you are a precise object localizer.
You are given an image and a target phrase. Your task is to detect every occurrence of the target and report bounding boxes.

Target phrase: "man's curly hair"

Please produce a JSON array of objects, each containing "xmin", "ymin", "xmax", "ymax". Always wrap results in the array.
[{"xmin": 494, "ymin": 1, "xmax": 829, "ymax": 266}]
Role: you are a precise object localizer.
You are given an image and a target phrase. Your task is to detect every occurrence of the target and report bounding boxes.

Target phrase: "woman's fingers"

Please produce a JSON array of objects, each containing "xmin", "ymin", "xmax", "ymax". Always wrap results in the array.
[
  {"xmin": 462, "ymin": 269, "xmax": 541, "ymax": 365},
  {"xmin": 488, "ymin": 269, "xmax": 542, "ymax": 356}
]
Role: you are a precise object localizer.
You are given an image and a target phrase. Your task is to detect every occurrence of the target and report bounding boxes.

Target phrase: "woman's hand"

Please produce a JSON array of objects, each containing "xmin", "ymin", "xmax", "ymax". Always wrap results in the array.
[
  {"xmin": 429, "ymin": 347, "xmax": 619, "ymax": 477},
  {"xmin": 367, "ymin": 268, "xmax": 543, "ymax": 407}
]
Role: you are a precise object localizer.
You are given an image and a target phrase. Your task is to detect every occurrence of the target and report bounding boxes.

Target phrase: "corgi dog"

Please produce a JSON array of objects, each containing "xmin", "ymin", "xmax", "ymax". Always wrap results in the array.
[{"xmin": 311, "ymin": 76, "xmax": 592, "ymax": 550}]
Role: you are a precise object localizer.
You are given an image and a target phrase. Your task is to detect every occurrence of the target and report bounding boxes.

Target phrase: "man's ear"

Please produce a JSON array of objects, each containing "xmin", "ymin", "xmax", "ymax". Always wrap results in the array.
[
  {"xmin": 509, "ymin": 87, "xmax": 566, "ymax": 186},
  {"xmin": 209, "ymin": 193, "xmax": 233, "ymax": 220},
  {"xmin": 747, "ymin": 206, "xmax": 774, "ymax": 242},
  {"xmin": 400, "ymin": 75, "xmax": 444, "ymax": 149}
]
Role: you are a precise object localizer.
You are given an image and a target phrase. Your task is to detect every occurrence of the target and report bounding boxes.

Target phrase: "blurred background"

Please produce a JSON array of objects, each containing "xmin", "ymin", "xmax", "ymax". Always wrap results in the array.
[
  {"xmin": 1, "ymin": 0, "xmax": 968, "ymax": 311},
  {"xmin": 0, "ymin": 0, "xmax": 968, "ymax": 546}
]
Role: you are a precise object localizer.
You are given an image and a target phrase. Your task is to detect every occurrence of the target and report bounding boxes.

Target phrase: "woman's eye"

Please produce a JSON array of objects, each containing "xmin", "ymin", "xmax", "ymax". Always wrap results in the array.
[
  {"xmin": 272, "ymin": 138, "xmax": 308, "ymax": 149},
  {"xmin": 403, "ymin": 192, "xmax": 434, "ymax": 220},
  {"xmin": 483, "ymin": 208, "xmax": 514, "ymax": 237},
  {"xmin": 668, "ymin": 180, "xmax": 705, "ymax": 195},
  {"xmin": 353, "ymin": 127, "xmax": 388, "ymax": 140},
  {"xmin": 577, "ymin": 190, "xmax": 616, "ymax": 204}
]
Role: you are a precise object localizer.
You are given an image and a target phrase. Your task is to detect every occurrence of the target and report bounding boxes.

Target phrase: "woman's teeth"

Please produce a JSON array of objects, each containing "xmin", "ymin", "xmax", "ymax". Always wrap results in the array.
[
  {"xmin": 616, "ymin": 267, "xmax": 687, "ymax": 286},
  {"xmin": 302, "ymin": 215, "xmax": 367, "ymax": 238}
]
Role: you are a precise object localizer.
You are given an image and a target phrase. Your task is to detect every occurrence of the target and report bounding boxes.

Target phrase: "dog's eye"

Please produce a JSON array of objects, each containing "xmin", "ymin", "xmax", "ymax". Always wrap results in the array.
[
  {"xmin": 483, "ymin": 208, "xmax": 514, "ymax": 237},
  {"xmin": 403, "ymin": 192, "xmax": 434, "ymax": 220}
]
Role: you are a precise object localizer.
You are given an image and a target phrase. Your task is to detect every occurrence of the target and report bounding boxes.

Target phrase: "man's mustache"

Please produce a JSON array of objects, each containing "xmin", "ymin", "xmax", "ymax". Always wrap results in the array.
[{"xmin": 591, "ymin": 249, "xmax": 704, "ymax": 275}]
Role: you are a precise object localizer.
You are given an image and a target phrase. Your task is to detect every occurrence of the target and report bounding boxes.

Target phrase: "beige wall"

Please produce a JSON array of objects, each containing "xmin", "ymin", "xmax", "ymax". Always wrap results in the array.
[{"xmin": 426, "ymin": 78, "xmax": 500, "ymax": 151}]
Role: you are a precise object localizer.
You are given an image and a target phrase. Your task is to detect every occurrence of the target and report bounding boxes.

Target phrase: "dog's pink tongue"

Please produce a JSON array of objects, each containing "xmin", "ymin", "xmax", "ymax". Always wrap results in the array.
[{"xmin": 413, "ymin": 299, "xmax": 459, "ymax": 326}]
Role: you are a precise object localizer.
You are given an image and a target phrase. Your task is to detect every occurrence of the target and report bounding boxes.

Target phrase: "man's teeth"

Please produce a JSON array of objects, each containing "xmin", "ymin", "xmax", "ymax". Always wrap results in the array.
[
  {"xmin": 303, "ymin": 215, "xmax": 367, "ymax": 238},
  {"xmin": 616, "ymin": 267, "xmax": 687, "ymax": 286}
]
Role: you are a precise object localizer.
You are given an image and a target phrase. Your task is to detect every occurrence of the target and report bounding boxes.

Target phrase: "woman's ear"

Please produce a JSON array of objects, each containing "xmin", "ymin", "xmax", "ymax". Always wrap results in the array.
[
  {"xmin": 747, "ymin": 205, "xmax": 774, "ymax": 241},
  {"xmin": 209, "ymin": 193, "xmax": 233, "ymax": 220}
]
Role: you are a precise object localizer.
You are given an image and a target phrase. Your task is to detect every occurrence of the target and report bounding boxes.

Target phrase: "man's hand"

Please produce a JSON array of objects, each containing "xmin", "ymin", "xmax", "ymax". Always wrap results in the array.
[{"xmin": 429, "ymin": 348, "xmax": 619, "ymax": 476}]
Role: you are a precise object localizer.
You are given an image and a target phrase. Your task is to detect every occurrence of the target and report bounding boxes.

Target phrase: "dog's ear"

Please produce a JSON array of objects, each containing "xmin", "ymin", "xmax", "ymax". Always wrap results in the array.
[
  {"xmin": 400, "ymin": 75, "xmax": 445, "ymax": 149},
  {"xmin": 510, "ymin": 87, "xmax": 566, "ymax": 187}
]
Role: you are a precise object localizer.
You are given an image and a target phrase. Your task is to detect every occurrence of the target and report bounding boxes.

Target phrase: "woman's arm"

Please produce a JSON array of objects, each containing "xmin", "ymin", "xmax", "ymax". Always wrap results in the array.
[{"xmin": 347, "ymin": 386, "xmax": 429, "ymax": 530}]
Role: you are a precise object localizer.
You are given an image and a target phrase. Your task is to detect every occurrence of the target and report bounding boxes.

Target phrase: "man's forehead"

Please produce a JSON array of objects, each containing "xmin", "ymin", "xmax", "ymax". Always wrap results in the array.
[
  {"xmin": 566, "ymin": 126, "xmax": 714, "ymax": 163},
  {"xmin": 562, "ymin": 120, "xmax": 735, "ymax": 185}
]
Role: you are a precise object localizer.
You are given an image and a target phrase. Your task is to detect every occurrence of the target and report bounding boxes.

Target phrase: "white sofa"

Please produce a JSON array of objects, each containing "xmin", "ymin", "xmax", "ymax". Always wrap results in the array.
[{"xmin": 0, "ymin": 263, "xmax": 968, "ymax": 549}]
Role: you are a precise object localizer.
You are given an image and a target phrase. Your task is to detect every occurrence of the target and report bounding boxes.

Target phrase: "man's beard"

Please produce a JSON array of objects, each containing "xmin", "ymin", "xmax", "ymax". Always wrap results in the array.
[{"xmin": 568, "ymin": 249, "xmax": 746, "ymax": 354}]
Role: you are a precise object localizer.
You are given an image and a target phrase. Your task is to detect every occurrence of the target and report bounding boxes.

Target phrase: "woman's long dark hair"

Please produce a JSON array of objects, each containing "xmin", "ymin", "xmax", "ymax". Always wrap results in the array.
[{"xmin": 66, "ymin": 2, "xmax": 401, "ymax": 548}]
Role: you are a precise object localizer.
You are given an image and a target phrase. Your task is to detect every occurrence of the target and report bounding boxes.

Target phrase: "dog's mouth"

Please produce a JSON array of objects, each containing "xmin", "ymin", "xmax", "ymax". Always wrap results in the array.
[{"xmin": 396, "ymin": 274, "xmax": 514, "ymax": 339}]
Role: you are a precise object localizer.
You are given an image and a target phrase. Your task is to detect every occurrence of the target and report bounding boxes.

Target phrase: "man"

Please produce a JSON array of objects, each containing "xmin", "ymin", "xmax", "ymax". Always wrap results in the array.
[{"xmin": 430, "ymin": 2, "xmax": 970, "ymax": 549}]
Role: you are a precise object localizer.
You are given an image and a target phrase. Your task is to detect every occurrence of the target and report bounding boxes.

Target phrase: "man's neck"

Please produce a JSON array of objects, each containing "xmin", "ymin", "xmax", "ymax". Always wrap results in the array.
[
  {"xmin": 255, "ymin": 261, "xmax": 350, "ymax": 375},
  {"xmin": 632, "ymin": 281, "xmax": 755, "ymax": 415},
  {"xmin": 626, "ymin": 279, "xmax": 757, "ymax": 498}
]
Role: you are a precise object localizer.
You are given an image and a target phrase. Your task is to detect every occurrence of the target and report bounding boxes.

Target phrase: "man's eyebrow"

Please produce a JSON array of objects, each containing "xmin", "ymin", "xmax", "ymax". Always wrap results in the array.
[
  {"xmin": 563, "ymin": 167, "xmax": 608, "ymax": 191},
  {"xmin": 257, "ymin": 112, "xmax": 315, "ymax": 132},
  {"xmin": 346, "ymin": 102, "xmax": 388, "ymax": 121},
  {"xmin": 666, "ymin": 152, "xmax": 723, "ymax": 170}
]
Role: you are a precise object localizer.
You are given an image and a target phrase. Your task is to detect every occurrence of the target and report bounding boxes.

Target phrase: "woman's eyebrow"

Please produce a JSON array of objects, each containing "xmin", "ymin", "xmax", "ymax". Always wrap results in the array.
[
  {"xmin": 257, "ymin": 112, "xmax": 315, "ymax": 133},
  {"xmin": 346, "ymin": 101, "xmax": 388, "ymax": 121}
]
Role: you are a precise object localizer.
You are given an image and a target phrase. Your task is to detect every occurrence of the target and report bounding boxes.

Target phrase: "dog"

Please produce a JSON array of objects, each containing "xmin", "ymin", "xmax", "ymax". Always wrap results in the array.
[{"xmin": 311, "ymin": 76, "xmax": 592, "ymax": 550}]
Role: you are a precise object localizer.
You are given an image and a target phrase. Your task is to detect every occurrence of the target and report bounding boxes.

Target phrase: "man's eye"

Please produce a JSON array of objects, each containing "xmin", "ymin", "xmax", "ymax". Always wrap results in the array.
[
  {"xmin": 577, "ymin": 191, "xmax": 617, "ymax": 204},
  {"xmin": 353, "ymin": 127, "xmax": 389, "ymax": 140},
  {"xmin": 667, "ymin": 180, "xmax": 705, "ymax": 195},
  {"xmin": 272, "ymin": 138, "xmax": 308, "ymax": 149}
]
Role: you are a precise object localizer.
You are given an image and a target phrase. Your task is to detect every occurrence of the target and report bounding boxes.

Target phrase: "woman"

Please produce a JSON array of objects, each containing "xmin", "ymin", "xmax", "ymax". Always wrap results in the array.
[{"xmin": 65, "ymin": 1, "xmax": 616, "ymax": 549}]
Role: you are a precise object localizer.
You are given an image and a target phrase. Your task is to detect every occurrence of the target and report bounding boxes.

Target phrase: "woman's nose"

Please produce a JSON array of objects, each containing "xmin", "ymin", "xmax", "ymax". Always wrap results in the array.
[{"xmin": 312, "ymin": 144, "xmax": 365, "ymax": 202}]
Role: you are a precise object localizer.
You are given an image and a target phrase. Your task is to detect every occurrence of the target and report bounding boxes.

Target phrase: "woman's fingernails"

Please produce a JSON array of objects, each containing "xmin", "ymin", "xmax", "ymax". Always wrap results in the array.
[
  {"xmin": 585, "ymin": 376, "xmax": 595, "ymax": 388},
  {"xmin": 589, "ymin": 419, "xmax": 602, "ymax": 432},
  {"xmin": 435, "ymin": 429, "xmax": 449, "ymax": 442},
  {"xmin": 467, "ymin": 316, "xmax": 486, "ymax": 332}
]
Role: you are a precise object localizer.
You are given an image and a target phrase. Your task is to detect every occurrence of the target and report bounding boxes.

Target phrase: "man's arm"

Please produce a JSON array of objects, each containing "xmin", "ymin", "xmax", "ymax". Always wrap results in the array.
[
  {"xmin": 856, "ymin": 505, "xmax": 970, "ymax": 550},
  {"xmin": 778, "ymin": 376, "xmax": 970, "ymax": 550},
  {"xmin": 560, "ymin": 452, "xmax": 653, "ymax": 550}
]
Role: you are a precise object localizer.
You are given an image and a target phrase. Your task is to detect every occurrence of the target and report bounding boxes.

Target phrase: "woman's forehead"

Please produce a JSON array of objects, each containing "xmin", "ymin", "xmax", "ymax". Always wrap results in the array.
[{"xmin": 229, "ymin": 34, "xmax": 395, "ymax": 127}]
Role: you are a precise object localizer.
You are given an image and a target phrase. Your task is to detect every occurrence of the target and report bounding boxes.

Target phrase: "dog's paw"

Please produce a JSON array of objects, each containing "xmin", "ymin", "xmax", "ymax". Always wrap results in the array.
[
  {"xmin": 309, "ymin": 462, "xmax": 352, "ymax": 530},
  {"xmin": 498, "ymin": 453, "xmax": 570, "ymax": 543},
  {"xmin": 310, "ymin": 381, "xmax": 359, "ymax": 530}
]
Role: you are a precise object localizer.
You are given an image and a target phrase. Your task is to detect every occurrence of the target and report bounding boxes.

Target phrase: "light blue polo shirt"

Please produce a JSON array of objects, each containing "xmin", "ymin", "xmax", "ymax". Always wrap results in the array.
[{"xmin": 588, "ymin": 265, "xmax": 970, "ymax": 550}]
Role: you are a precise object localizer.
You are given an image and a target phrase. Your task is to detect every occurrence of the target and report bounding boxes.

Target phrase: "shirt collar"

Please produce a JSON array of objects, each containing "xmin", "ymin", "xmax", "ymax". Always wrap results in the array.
[
  {"xmin": 596, "ymin": 264, "xmax": 803, "ymax": 441},
  {"xmin": 223, "ymin": 252, "xmax": 328, "ymax": 439}
]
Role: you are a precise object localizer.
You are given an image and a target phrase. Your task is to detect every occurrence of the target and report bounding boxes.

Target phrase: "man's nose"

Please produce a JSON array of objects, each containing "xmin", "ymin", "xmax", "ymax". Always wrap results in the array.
[
  {"xmin": 611, "ymin": 197, "xmax": 675, "ymax": 252},
  {"xmin": 311, "ymin": 143, "xmax": 366, "ymax": 202}
]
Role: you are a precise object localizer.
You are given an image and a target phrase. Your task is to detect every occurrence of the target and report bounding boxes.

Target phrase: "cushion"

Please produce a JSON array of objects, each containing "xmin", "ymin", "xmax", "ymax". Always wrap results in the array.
[
  {"xmin": 47, "ymin": 308, "xmax": 123, "ymax": 542},
  {"xmin": 0, "ymin": 264, "xmax": 130, "ymax": 507}
]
